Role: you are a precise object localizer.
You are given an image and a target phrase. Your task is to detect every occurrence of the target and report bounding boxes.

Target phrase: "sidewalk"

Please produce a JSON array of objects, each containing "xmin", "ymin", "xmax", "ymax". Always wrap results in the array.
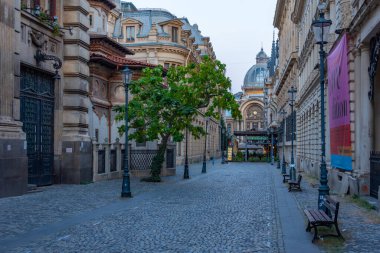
[
  {"xmin": 270, "ymin": 166, "xmax": 321, "ymax": 253},
  {"xmin": 273, "ymin": 165, "xmax": 380, "ymax": 253}
]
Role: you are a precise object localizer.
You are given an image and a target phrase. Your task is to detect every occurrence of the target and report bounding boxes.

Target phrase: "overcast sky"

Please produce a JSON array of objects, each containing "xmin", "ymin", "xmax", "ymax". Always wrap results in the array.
[{"xmin": 130, "ymin": 0, "xmax": 278, "ymax": 93}]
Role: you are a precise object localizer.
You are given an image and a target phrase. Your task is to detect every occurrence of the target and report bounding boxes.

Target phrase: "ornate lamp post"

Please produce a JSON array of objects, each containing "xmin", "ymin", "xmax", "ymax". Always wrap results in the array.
[
  {"xmin": 121, "ymin": 67, "xmax": 133, "ymax": 198},
  {"xmin": 288, "ymin": 86, "xmax": 297, "ymax": 181},
  {"xmin": 312, "ymin": 2, "xmax": 332, "ymax": 209},
  {"xmin": 270, "ymin": 128, "xmax": 274, "ymax": 165},
  {"xmin": 184, "ymin": 128, "xmax": 190, "ymax": 179},
  {"xmin": 221, "ymin": 126, "xmax": 226, "ymax": 164},
  {"xmin": 279, "ymin": 109, "xmax": 287, "ymax": 175},
  {"xmin": 202, "ymin": 117, "xmax": 210, "ymax": 173}
]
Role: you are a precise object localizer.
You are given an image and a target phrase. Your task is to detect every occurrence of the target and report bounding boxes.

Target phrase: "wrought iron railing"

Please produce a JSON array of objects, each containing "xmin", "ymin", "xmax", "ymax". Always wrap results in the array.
[{"xmin": 130, "ymin": 150, "xmax": 157, "ymax": 170}]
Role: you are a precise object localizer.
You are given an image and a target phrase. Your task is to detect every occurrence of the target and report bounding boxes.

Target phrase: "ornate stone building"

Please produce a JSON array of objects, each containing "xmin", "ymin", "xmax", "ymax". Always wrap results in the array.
[
  {"xmin": 114, "ymin": 2, "xmax": 221, "ymax": 165},
  {"xmin": 0, "ymin": 0, "xmax": 93, "ymax": 197},
  {"xmin": 273, "ymin": 0, "xmax": 299, "ymax": 169},
  {"xmin": 273, "ymin": 0, "xmax": 380, "ymax": 197},
  {"xmin": 225, "ymin": 48, "xmax": 270, "ymax": 151},
  {"xmin": 346, "ymin": 0, "xmax": 380, "ymax": 196}
]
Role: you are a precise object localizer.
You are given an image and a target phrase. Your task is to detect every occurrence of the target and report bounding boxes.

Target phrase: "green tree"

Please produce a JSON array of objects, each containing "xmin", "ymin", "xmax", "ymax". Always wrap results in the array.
[{"xmin": 114, "ymin": 56, "xmax": 241, "ymax": 181}]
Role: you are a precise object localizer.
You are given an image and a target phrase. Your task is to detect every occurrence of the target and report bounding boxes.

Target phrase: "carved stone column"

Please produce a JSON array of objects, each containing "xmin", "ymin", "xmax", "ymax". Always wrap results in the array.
[
  {"xmin": 61, "ymin": 0, "xmax": 92, "ymax": 184},
  {"xmin": 0, "ymin": 0, "xmax": 28, "ymax": 197}
]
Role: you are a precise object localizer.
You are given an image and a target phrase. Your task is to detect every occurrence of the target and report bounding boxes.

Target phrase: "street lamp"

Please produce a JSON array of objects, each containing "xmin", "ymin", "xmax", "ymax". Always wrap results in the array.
[
  {"xmin": 221, "ymin": 125, "xmax": 226, "ymax": 164},
  {"xmin": 184, "ymin": 128, "xmax": 190, "ymax": 179},
  {"xmin": 121, "ymin": 66, "xmax": 133, "ymax": 198},
  {"xmin": 312, "ymin": 2, "xmax": 332, "ymax": 209},
  {"xmin": 202, "ymin": 117, "xmax": 210, "ymax": 173},
  {"xmin": 270, "ymin": 127, "xmax": 274, "ymax": 165},
  {"xmin": 279, "ymin": 109, "xmax": 287, "ymax": 175},
  {"xmin": 288, "ymin": 86, "xmax": 297, "ymax": 181}
]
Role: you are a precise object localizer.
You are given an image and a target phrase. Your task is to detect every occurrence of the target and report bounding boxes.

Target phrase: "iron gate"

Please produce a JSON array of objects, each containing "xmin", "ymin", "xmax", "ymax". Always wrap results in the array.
[
  {"xmin": 20, "ymin": 66, "xmax": 55, "ymax": 186},
  {"xmin": 370, "ymin": 151, "xmax": 380, "ymax": 198}
]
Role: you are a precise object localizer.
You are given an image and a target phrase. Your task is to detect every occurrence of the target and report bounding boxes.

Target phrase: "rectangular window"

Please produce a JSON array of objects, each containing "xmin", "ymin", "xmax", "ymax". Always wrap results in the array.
[
  {"xmin": 89, "ymin": 14, "xmax": 93, "ymax": 27},
  {"xmin": 164, "ymin": 63, "xmax": 170, "ymax": 69},
  {"xmin": 172, "ymin": 27, "xmax": 178, "ymax": 42},
  {"xmin": 95, "ymin": 129, "xmax": 99, "ymax": 142},
  {"xmin": 126, "ymin": 26, "xmax": 135, "ymax": 41}
]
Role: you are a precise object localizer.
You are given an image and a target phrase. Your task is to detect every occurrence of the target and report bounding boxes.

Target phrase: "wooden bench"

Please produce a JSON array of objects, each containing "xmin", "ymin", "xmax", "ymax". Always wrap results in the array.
[
  {"xmin": 282, "ymin": 173, "xmax": 290, "ymax": 183},
  {"xmin": 304, "ymin": 195, "xmax": 344, "ymax": 242},
  {"xmin": 288, "ymin": 174, "xmax": 302, "ymax": 191}
]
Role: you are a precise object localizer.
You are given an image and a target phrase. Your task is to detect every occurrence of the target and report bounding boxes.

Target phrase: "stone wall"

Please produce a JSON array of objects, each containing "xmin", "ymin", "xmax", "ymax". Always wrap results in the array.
[{"xmin": 0, "ymin": 0, "xmax": 28, "ymax": 197}]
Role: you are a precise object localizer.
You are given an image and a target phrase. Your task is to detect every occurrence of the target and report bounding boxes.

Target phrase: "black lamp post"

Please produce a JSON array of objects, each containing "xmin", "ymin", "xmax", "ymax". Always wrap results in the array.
[
  {"xmin": 277, "ymin": 127, "xmax": 281, "ymax": 169},
  {"xmin": 279, "ymin": 109, "xmax": 287, "ymax": 175},
  {"xmin": 121, "ymin": 66, "xmax": 133, "ymax": 198},
  {"xmin": 221, "ymin": 126, "xmax": 226, "ymax": 164},
  {"xmin": 184, "ymin": 128, "xmax": 190, "ymax": 179},
  {"xmin": 270, "ymin": 127, "xmax": 274, "ymax": 165},
  {"xmin": 312, "ymin": 2, "xmax": 332, "ymax": 209},
  {"xmin": 288, "ymin": 86, "xmax": 297, "ymax": 181},
  {"xmin": 202, "ymin": 117, "xmax": 210, "ymax": 173}
]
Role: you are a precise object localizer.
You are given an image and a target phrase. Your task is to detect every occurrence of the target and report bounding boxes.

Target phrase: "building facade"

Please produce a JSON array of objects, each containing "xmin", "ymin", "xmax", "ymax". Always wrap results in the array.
[
  {"xmin": 273, "ymin": 0, "xmax": 299, "ymax": 169},
  {"xmin": 273, "ymin": 0, "xmax": 380, "ymax": 197},
  {"xmin": 225, "ymin": 48, "xmax": 270, "ymax": 154},
  {"xmin": 116, "ymin": 2, "xmax": 221, "ymax": 165},
  {"xmin": 0, "ymin": 0, "xmax": 223, "ymax": 197}
]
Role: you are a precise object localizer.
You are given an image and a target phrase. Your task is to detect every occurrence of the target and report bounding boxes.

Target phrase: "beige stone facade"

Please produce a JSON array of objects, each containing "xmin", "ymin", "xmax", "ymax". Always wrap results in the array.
[
  {"xmin": 117, "ymin": 3, "xmax": 221, "ymax": 166},
  {"xmin": 273, "ymin": 0, "xmax": 299, "ymax": 168},
  {"xmin": 273, "ymin": 0, "xmax": 380, "ymax": 196}
]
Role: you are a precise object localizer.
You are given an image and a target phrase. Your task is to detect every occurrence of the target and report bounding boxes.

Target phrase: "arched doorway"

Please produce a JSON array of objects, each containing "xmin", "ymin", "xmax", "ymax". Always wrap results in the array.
[{"xmin": 244, "ymin": 104, "xmax": 264, "ymax": 131}]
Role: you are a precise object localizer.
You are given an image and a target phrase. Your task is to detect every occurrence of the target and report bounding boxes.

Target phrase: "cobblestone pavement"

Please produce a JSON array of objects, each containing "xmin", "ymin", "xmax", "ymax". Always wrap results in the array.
[
  {"xmin": 288, "ymin": 171, "xmax": 380, "ymax": 253},
  {"xmin": 0, "ymin": 162, "xmax": 283, "ymax": 253}
]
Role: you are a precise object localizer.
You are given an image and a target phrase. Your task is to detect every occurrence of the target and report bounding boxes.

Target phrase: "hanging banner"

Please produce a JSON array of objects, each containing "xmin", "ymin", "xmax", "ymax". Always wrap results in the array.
[{"xmin": 327, "ymin": 34, "xmax": 352, "ymax": 170}]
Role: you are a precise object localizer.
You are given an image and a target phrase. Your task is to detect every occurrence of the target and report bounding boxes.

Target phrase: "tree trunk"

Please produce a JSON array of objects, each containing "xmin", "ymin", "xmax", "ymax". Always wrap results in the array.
[{"xmin": 148, "ymin": 135, "xmax": 169, "ymax": 182}]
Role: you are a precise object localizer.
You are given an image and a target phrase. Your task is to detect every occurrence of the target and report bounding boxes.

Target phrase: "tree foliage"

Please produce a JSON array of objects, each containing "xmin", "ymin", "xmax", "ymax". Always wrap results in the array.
[{"xmin": 114, "ymin": 56, "xmax": 241, "ymax": 181}]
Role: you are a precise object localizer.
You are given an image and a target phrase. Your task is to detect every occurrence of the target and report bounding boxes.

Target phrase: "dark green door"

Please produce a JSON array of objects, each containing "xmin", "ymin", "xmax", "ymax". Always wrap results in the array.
[{"xmin": 20, "ymin": 66, "xmax": 55, "ymax": 186}]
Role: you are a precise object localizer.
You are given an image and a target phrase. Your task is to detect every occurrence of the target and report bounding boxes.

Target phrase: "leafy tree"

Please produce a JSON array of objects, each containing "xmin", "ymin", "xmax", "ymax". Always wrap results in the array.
[{"xmin": 114, "ymin": 56, "xmax": 241, "ymax": 181}]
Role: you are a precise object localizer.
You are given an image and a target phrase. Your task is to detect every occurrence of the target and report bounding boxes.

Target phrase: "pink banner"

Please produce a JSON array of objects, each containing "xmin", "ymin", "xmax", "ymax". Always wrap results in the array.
[{"xmin": 327, "ymin": 34, "xmax": 352, "ymax": 170}]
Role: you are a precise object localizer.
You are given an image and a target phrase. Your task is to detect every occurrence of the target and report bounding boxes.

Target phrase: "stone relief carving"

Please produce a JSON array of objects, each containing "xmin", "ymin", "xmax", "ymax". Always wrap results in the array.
[
  {"xmin": 29, "ymin": 31, "xmax": 47, "ymax": 49},
  {"xmin": 113, "ymin": 85, "xmax": 125, "ymax": 101}
]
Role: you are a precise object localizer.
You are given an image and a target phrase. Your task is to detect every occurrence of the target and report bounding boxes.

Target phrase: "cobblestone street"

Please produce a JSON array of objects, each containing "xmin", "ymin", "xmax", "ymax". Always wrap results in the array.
[
  {"xmin": 1, "ymin": 161, "xmax": 379, "ymax": 253},
  {"xmin": 0, "ymin": 162, "xmax": 282, "ymax": 253}
]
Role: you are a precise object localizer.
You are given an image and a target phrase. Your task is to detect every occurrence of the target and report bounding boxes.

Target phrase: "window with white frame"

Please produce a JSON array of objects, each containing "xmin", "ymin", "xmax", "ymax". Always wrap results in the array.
[
  {"xmin": 172, "ymin": 27, "xmax": 178, "ymax": 42},
  {"xmin": 126, "ymin": 26, "xmax": 135, "ymax": 41}
]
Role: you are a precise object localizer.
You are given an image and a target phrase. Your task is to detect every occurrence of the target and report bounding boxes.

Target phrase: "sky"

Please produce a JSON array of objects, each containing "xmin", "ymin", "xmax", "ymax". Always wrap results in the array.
[{"xmin": 130, "ymin": 0, "xmax": 278, "ymax": 94}]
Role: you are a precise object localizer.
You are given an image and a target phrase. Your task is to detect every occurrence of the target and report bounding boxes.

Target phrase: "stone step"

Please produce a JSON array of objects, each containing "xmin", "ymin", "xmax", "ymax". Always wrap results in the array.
[{"xmin": 27, "ymin": 184, "xmax": 42, "ymax": 194}]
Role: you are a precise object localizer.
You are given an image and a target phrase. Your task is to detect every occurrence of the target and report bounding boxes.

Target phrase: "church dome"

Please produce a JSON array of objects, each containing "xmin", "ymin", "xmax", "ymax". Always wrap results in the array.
[
  {"xmin": 243, "ymin": 48, "xmax": 270, "ymax": 88},
  {"xmin": 256, "ymin": 48, "xmax": 268, "ymax": 59}
]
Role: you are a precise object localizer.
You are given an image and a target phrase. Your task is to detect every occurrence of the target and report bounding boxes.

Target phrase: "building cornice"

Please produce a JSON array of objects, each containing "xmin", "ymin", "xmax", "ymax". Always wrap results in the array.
[
  {"xmin": 89, "ymin": 52, "xmax": 157, "ymax": 69},
  {"xmin": 90, "ymin": 34, "xmax": 134, "ymax": 56},
  {"xmin": 88, "ymin": 0, "xmax": 116, "ymax": 12},
  {"xmin": 298, "ymin": 30, "xmax": 314, "ymax": 72},
  {"xmin": 275, "ymin": 52, "xmax": 298, "ymax": 96},
  {"xmin": 274, "ymin": 0, "xmax": 286, "ymax": 28},
  {"xmin": 291, "ymin": 0, "xmax": 305, "ymax": 24},
  {"xmin": 349, "ymin": 0, "xmax": 379, "ymax": 34}
]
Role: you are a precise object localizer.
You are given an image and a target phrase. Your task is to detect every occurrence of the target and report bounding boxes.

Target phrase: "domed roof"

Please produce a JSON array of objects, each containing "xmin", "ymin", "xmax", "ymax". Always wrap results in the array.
[
  {"xmin": 243, "ymin": 48, "xmax": 270, "ymax": 87},
  {"xmin": 256, "ymin": 48, "xmax": 268, "ymax": 59}
]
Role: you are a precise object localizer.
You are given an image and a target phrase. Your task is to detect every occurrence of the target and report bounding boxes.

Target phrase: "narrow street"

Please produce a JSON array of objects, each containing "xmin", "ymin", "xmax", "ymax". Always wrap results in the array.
[
  {"xmin": 0, "ymin": 162, "xmax": 308, "ymax": 253},
  {"xmin": 1, "ymin": 161, "xmax": 379, "ymax": 253}
]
